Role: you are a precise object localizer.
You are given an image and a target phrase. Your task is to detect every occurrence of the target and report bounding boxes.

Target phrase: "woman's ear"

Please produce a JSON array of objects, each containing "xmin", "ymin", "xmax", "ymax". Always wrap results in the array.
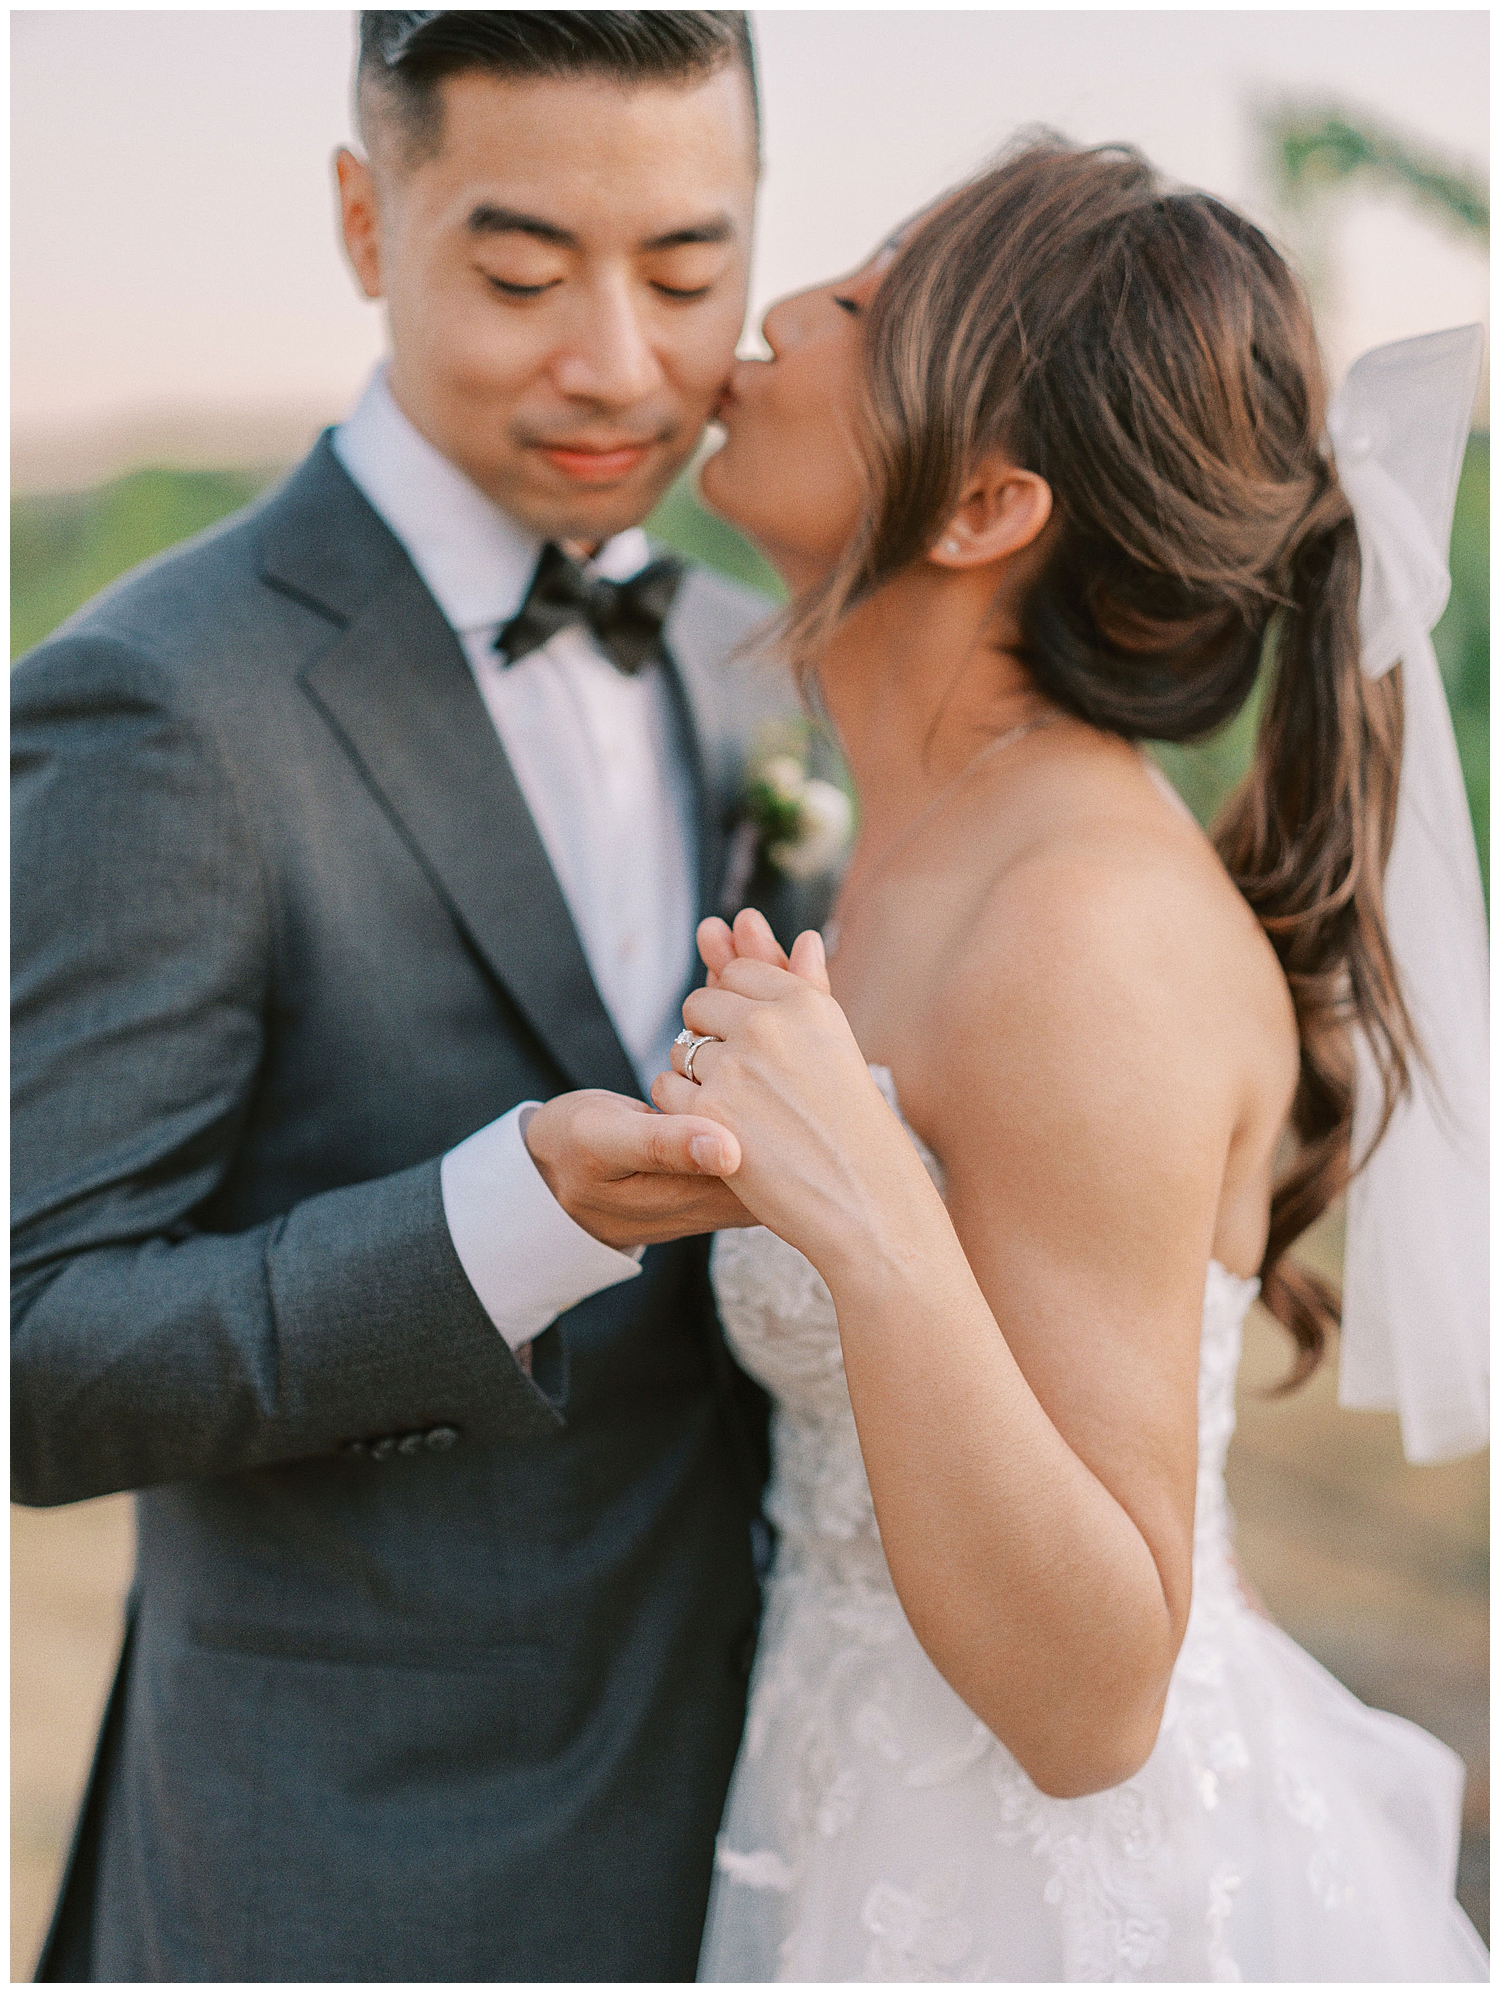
[{"xmin": 929, "ymin": 458, "xmax": 1052, "ymax": 569}]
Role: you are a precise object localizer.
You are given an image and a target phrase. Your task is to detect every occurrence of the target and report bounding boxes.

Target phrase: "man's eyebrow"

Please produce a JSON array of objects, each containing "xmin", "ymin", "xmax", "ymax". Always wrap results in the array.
[
  {"xmin": 641, "ymin": 214, "xmax": 736, "ymax": 252},
  {"xmin": 463, "ymin": 205, "xmax": 736, "ymax": 254},
  {"xmin": 466, "ymin": 205, "xmax": 579, "ymax": 249}
]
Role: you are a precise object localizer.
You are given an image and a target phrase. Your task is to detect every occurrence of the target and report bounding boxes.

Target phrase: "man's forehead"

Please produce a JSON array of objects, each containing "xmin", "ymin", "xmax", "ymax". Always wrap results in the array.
[
  {"xmin": 430, "ymin": 64, "xmax": 754, "ymax": 162},
  {"xmin": 403, "ymin": 68, "xmax": 756, "ymax": 236}
]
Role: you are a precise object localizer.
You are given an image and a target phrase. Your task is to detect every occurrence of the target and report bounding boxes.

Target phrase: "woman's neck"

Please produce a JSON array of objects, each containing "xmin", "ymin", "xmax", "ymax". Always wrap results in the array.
[{"xmin": 816, "ymin": 566, "xmax": 1054, "ymax": 841}]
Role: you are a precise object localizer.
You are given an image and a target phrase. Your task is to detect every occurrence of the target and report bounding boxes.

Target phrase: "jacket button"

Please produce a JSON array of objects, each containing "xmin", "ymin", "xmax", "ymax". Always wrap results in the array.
[
  {"xmin": 396, "ymin": 1431, "xmax": 426, "ymax": 1457},
  {"xmin": 424, "ymin": 1426, "xmax": 459, "ymax": 1453},
  {"xmin": 369, "ymin": 1436, "xmax": 398, "ymax": 1462}
]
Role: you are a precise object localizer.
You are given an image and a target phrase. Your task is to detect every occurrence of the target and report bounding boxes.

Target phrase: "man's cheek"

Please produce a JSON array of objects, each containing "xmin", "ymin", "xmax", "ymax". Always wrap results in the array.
[
  {"xmin": 673, "ymin": 305, "xmax": 748, "ymax": 387},
  {"xmin": 673, "ymin": 353, "xmax": 740, "ymax": 419},
  {"xmin": 445, "ymin": 333, "xmax": 535, "ymax": 416}
]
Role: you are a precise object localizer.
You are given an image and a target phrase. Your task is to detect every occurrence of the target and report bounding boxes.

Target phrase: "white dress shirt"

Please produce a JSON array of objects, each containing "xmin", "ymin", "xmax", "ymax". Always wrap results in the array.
[{"xmin": 333, "ymin": 368, "xmax": 700, "ymax": 1349}]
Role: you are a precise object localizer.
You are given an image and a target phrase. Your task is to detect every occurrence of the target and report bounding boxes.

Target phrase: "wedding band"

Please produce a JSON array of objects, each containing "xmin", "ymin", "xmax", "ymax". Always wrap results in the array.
[{"xmin": 673, "ymin": 1027, "xmax": 720, "ymax": 1083}]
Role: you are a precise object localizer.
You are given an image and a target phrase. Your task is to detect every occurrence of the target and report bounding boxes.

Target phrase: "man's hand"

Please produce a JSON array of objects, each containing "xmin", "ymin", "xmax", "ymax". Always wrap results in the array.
[{"xmin": 524, "ymin": 1089, "xmax": 752, "ymax": 1251}]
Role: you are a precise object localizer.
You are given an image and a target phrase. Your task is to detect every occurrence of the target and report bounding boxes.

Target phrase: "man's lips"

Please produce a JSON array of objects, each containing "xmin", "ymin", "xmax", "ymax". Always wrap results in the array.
[{"xmin": 534, "ymin": 439, "xmax": 657, "ymax": 483}]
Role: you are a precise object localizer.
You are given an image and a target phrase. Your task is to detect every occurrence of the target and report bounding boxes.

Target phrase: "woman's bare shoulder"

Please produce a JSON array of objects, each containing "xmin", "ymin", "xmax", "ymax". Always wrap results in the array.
[
  {"xmin": 918, "ymin": 753, "xmax": 1298, "ymax": 1149},
  {"xmin": 994, "ymin": 752, "xmax": 1285, "ymax": 993}
]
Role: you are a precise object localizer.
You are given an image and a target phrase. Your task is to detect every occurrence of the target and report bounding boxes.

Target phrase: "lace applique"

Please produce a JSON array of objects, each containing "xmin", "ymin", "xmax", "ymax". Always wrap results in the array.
[
  {"xmin": 715, "ymin": 1846, "xmax": 795, "ymax": 1892},
  {"xmin": 1205, "ymin": 1862, "xmax": 1243, "ymax": 1982},
  {"xmin": 1274, "ymin": 1746, "xmax": 1359, "ymax": 1912},
  {"xmin": 861, "ymin": 1870, "xmax": 981, "ymax": 1980},
  {"xmin": 905, "ymin": 1718, "xmax": 995, "ymax": 1788},
  {"xmin": 990, "ymin": 1750, "xmax": 1173, "ymax": 1981},
  {"xmin": 852, "ymin": 1696, "xmax": 904, "ymax": 1764}
]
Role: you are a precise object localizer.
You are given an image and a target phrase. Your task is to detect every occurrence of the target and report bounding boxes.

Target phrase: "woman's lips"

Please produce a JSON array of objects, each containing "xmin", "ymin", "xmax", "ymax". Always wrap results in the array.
[
  {"xmin": 714, "ymin": 376, "xmax": 746, "ymax": 421},
  {"xmin": 536, "ymin": 441, "xmax": 653, "ymax": 483}
]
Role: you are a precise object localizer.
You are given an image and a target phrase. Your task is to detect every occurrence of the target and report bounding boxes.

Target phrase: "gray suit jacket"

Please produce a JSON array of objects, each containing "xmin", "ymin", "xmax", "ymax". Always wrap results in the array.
[{"xmin": 12, "ymin": 438, "xmax": 830, "ymax": 1981}]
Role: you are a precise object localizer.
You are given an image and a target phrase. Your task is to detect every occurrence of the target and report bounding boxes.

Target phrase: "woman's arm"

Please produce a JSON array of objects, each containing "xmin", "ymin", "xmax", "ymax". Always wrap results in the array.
[{"xmin": 656, "ymin": 865, "xmax": 1247, "ymax": 1798}]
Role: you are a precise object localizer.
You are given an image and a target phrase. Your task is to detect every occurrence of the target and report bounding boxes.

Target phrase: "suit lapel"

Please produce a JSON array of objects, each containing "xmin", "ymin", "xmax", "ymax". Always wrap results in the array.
[
  {"xmin": 259, "ymin": 438, "xmax": 641, "ymax": 1100},
  {"xmin": 659, "ymin": 652, "xmax": 726, "ymax": 930},
  {"xmin": 658, "ymin": 578, "xmax": 747, "ymax": 925},
  {"xmin": 661, "ymin": 574, "xmax": 851, "ymax": 948}
]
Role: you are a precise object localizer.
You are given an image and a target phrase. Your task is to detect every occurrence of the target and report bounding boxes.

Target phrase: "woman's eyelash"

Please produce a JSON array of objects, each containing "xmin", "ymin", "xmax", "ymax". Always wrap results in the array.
[{"xmin": 833, "ymin": 296, "xmax": 860, "ymax": 317}]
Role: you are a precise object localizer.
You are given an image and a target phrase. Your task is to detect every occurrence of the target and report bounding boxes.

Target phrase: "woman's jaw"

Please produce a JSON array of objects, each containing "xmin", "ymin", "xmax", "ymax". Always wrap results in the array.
[
  {"xmin": 697, "ymin": 361, "xmax": 865, "ymax": 593},
  {"xmin": 696, "ymin": 254, "xmax": 888, "ymax": 587}
]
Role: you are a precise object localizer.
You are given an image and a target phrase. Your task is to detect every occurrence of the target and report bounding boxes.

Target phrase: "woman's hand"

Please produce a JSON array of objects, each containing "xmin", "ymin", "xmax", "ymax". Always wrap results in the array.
[
  {"xmin": 696, "ymin": 908, "xmax": 792, "ymax": 986},
  {"xmin": 652, "ymin": 915, "xmax": 947, "ymax": 1284}
]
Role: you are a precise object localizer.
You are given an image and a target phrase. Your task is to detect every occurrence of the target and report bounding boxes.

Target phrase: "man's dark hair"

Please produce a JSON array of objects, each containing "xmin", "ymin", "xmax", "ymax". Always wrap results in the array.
[{"xmin": 357, "ymin": 11, "xmax": 759, "ymax": 161}]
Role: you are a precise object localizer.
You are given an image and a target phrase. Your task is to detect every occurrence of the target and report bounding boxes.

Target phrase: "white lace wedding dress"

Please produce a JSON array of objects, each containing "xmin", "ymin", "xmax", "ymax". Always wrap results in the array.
[{"xmin": 698, "ymin": 1067, "xmax": 1486, "ymax": 1983}]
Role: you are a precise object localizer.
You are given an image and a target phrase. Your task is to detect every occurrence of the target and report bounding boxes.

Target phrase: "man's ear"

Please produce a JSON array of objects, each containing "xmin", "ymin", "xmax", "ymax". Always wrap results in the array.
[
  {"xmin": 335, "ymin": 147, "xmax": 384, "ymax": 301},
  {"xmin": 927, "ymin": 457, "xmax": 1052, "ymax": 570}
]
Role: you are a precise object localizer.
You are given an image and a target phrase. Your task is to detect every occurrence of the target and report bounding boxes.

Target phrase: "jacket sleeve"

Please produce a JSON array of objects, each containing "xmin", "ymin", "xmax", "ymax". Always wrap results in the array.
[{"xmin": 11, "ymin": 632, "xmax": 563, "ymax": 1509}]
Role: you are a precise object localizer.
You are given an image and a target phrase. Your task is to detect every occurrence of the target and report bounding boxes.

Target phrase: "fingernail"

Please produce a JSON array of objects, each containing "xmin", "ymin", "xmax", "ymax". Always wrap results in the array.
[{"xmin": 689, "ymin": 1135, "xmax": 722, "ymax": 1171}]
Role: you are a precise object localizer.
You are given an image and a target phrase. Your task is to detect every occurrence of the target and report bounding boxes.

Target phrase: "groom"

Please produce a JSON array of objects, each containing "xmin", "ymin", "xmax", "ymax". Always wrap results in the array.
[{"xmin": 13, "ymin": 14, "xmax": 823, "ymax": 1981}]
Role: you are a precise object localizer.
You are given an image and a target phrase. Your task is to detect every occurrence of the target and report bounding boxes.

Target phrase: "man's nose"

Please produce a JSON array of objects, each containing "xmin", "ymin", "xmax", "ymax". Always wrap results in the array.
[{"xmin": 551, "ymin": 276, "xmax": 665, "ymax": 407}]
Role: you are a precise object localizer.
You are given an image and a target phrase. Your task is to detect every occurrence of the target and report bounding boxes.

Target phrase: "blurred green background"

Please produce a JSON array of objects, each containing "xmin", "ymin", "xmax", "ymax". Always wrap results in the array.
[{"xmin": 12, "ymin": 434, "xmax": 1490, "ymax": 894}]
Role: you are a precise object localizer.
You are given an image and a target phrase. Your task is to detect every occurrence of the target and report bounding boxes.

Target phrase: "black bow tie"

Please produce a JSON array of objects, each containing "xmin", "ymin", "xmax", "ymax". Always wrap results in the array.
[{"xmin": 495, "ymin": 542, "xmax": 684, "ymax": 676}]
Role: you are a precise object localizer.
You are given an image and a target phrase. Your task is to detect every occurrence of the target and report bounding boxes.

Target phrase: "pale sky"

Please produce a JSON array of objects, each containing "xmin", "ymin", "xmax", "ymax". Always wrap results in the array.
[{"xmin": 11, "ymin": 9, "xmax": 1489, "ymax": 482}]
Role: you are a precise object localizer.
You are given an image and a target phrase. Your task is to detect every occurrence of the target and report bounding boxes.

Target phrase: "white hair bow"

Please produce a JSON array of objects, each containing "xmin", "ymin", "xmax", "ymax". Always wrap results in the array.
[{"xmin": 1326, "ymin": 324, "xmax": 1487, "ymax": 1463}]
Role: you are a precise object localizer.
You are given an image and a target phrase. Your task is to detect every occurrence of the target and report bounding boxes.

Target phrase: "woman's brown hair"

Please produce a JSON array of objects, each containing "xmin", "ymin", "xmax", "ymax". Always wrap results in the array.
[{"xmin": 790, "ymin": 136, "xmax": 1413, "ymax": 1383}]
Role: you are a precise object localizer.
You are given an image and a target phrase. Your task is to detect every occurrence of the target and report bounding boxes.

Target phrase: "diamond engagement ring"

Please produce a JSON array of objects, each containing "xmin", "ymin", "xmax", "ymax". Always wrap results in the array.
[{"xmin": 673, "ymin": 1027, "xmax": 719, "ymax": 1083}]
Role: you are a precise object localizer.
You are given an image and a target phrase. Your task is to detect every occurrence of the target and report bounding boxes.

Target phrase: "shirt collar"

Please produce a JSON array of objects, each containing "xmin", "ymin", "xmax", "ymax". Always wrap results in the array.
[{"xmin": 331, "ymin": 366, "xmax": 653, "ymax": 635}]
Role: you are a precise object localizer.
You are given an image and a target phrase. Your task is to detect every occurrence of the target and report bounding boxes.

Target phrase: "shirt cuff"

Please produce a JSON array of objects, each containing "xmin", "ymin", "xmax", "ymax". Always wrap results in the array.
[{"xmin": 440, "ymin": 1103, "xmax": 644, "ymax": 1350}]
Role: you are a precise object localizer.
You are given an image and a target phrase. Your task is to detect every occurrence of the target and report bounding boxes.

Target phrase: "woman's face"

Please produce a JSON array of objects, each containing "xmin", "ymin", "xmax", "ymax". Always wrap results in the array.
[{"xmin": 698, "ymin": 248, "xmax": 892, "ymax": 587}]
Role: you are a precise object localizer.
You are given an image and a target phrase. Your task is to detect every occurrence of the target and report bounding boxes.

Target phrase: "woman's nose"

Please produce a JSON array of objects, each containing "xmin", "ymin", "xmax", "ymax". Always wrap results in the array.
[{"xmin": 758, "ymin": 296, "xmax": 794, "ymax": 360}]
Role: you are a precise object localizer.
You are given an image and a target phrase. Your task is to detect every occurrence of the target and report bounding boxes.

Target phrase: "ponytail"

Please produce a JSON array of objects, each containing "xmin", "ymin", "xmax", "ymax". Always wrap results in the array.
[{"xmin": 1214, "ymin": 499, "xmax": 1413, "ymax": 1384}]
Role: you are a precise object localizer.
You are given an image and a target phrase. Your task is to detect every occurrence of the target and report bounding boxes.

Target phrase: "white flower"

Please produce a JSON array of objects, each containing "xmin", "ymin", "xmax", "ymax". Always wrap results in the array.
[
  {"xmin": 770, "ymin": 777, "xmax": 854, "ymax": 880},
  {"xmin": 740, "ymin": 726, "xmax": 854, "ymax": 889},
  {"xmin": 759, "ymin": 754, "xmax": 809, "ymax": 804}
]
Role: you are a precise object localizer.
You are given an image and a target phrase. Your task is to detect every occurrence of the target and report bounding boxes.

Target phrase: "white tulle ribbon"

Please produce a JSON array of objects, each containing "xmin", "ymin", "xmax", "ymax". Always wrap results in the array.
[{"xmin": 1325, "ymin": 324, "xmax": 1488, "ymax": 1463}]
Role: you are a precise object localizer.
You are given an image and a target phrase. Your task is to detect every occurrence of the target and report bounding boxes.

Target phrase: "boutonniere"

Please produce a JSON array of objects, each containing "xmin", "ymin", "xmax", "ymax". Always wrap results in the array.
[{"xmin": 720, "ymin": 726, "xmax": 854, "ymax": 916}]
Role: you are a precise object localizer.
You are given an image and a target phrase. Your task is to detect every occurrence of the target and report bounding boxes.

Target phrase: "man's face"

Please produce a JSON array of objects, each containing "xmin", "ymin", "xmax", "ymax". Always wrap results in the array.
[{"xmin": 338, "ymin": 65, "xmax": 758, "ymax": 542}]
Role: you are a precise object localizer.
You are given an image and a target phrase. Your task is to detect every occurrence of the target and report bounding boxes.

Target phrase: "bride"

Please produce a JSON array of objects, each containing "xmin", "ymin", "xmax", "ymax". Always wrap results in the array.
[{"xmin": 648, "ymin": 140, "xmax": 1487, "ymax": 1980}]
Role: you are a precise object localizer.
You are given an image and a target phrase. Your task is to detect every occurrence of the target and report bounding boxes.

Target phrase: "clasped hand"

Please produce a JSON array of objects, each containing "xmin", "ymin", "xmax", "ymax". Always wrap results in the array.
[
  {"xmin": 520, "ymin": 915, "xmax": 786, "ymax": 1251},
  {"xmin": 652, "ymin": 912, "xmax": 939, "ymax": 1282},
  {"xmin": 526, "ymin": 910, "xmax": 933, "ymax": 1272}
]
